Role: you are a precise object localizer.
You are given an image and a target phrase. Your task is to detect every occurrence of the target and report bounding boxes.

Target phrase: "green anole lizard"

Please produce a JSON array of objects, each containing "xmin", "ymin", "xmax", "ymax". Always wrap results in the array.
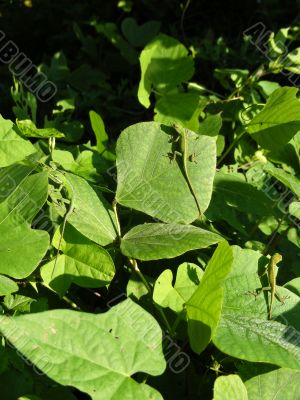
[
  {"xmin": 171, "ymin": 123, "xmax": 202, "ymax": 216},
  {"xmin": 252, "ymin": 253, "xmax": 287, "ymax": 320}
]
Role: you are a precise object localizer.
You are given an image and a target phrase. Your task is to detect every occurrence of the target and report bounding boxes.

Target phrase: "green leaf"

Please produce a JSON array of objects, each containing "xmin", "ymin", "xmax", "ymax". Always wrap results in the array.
[
  {"xmin": 0, "ymin": 167, "xmax": 49, "ymax": 279},
  {"xmin": 121, "ymin": 223, "xmax": 223, "ymax": 260},
  {"xmin": 89, "ymin": 110, "xmax": 109, "ymax": 153},
  {"xmin": 213, "ymin": 246, "xmax": 300, "ymax": 370},
  {"xmin": 0, "ymin": 224, "xmax": 49, "ymax": 279},
  {"xmin": 62, "ymin": 172, "xmax": 117, "ymax": 246},
  {"xmin": 244, "ymin": 367, "xmax": 300, "ymax": 400},
  {"xmin": 264, "ymin": 164, "xmax": 300, "ymax": 197},
  {"xmin": 116, "ymin": 122, "xmax": 216, "ymax": 222},
  {"xmin": 153, "ymin": 263, "xmax": 203, "ymax": 313},
  {"xmin": 41, "ymin": 224, "xmax": 115, "ymax": 296},
  {"xmin": 0, "ymin": 299, "xmax": 165, "ymax": 400},
  {"xmin": 284, "ymin": 277, "xmax": 300, "ymax": 297},
  {"xmin": 16, "ymin": 119, "xmax": 65, "ymax": 139},
  {"xmin": 186, "ymin": 241, "xmax": 234, "ymax": 353},
  {"xmin": 0, "ymin": 275, "xmax": 18, "ymax": 295},
  {"xmin": 198, "ymin": 113, "xmax": 223, "ymax": 137},
  {"xmin": 154, "ymin": 92, "xmax": 200, "ymax": 130},
  {"xmin": 52, "ymin": 149, "xmax": 110, "ymax": 182},
  {"xmin": 205, "ymin": 171, "xmax": 279, "ymax": 232},
  {"xmin": 0, "ymin": 116, "xmax": 36, "ymax": 167},
  {"xmin": 213, "ymin": 375, "xmax": 248, "ymax": 400},
  {"xmin": 246, "ymin": 87, "xmax": 300, "ymax": 150},
  {"xmin": 0, "ymin": 169, "xmax": 49, "ymax": 226},
  {"xmin": 138, "ymin": 34, "xmax": 194, "ymax": 107}
]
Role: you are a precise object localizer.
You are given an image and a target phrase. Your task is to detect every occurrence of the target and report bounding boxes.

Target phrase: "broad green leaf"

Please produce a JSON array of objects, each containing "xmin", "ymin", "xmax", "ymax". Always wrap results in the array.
[
  {"xmin": 121, "ymin": 223, "xmax": 222, "ymax": 260},
  {"xmin": 52, "ymin": 149, "xmax": 109, "ymax": 182},
  {"xmin": 205, "ymin": 171, "xmax": 279, "ymax": 232},
  {"xmin": 244, "ymin": 367, "xmax": 300, "ymax": 400},
  {"xmin": 0, "ymin": 163, "xmax": 34, "ymax": 205},
  {"xmin": 0, "ymin": 170, "xmax": 48, "ymax": 226},
  {"xmin": 0, "ymin": 299, "xmax": 165, "ymax": 400},
  {"xmin": 154, "ymin": 92, "xmax": 201, "ymax": 131},
  {"xmin": 153, "ymin": 263, "xmax": 203, "ymax": 313},
  {"xmin": 213, "ymin": 246, "xmax": 300, "ymax": 370},
  {"xmin": 0, "ymin": 224, "xmax": 49, "ymax": 279},
  {"xmin": 0, "ymin": 116, "xmax": 36, "ymax": 167},
  {"xmin": 264, "ymin": 164, "xmax": 300, "ymax": 197},
  {"xmin": 213, "ymin": 375, "xmax": 248, "ymax": 400},
  {"xmin": 52, "ymin": 149, "xmax": 110, "ymax": 182},
  {"xmin": 62, "ymin": 172, "xmax": 117, "ymax": 246},
  {"xmin": 246, "ymin": 87, "xmax": 300, "ymax": 150},
  {"xmin": 138, "ymin": 34, "xmax": 194, "ymax": 107},
  {"xmin": 0, "ymin": 168, "xmax": 49, "ymax": 278},
  {"xmin": 116, "ymin": 122, "xmax": 216, "ymax": 222},
  {"xmin": 41, "ymin": 224, "xmax": 115, "ymax": 296},
  {"xmin": 198, "ymin": 113, "xmax": 223, "ymax": 137},
  {"xmin": 0, "ymin": 275, "xmax": 18, "ymax": 295},
  {"xmin": 186, "ymin": 241, "xmax": 234, "ymax": 353},
  {"xmin": 16, "ymin": 119, "xmax": 65, "ymax": 138}
]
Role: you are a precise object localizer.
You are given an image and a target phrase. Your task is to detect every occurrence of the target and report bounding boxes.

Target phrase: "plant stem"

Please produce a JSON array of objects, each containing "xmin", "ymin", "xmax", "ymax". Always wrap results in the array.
[
  {"xmin": 112, "ymin": 199, "xmax": 121, "ymax": 238},
  {"xmin": 217, "ymin": 130, "xmax": 246, "ymax": 166},
  {"xmin": 129, "ymin": 258, "xmax": 174, "ymax": 336},
  {"xmin": 129, "ymin": 258, "xmax": 152, "ymax": 293}
]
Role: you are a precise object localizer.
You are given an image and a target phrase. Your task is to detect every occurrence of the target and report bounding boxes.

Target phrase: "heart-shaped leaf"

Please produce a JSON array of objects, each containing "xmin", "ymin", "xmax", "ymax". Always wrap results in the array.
[
  {"xmin": 0, "ymin": 299, "xmax": 166, "ymax": 400},
  {"xmin": 116, "ymin": 122, "xmax": 216, "ymax": 222}
]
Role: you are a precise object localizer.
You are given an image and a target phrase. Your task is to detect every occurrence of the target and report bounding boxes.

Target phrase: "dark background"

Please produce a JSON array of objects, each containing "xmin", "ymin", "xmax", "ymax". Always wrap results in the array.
[{"xmin": 0, "ymin": 0, "xmax": 300, "ymax": 136}]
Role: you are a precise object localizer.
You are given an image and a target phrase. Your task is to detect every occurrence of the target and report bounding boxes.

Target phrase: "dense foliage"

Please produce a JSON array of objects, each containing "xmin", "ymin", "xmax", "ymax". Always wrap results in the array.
[{"xmin": 0, "ymin": 1, "xmax": 300, "ymax": 399}]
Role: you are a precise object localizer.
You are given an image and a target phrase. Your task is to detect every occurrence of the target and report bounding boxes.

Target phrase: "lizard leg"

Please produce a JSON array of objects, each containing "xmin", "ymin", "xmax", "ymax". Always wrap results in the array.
[{"xmin": 247, "ymin": 286, "xmax": 271, "ymax": 299}]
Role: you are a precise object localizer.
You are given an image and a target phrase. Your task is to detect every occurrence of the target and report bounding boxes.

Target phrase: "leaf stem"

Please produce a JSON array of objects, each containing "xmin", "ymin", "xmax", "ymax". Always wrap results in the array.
[{"xmin": 112, "ymin": 199, "xmax": 121, "ymax": 238}]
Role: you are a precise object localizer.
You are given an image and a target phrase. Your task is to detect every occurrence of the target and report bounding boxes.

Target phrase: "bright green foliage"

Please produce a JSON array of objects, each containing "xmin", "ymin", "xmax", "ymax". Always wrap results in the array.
[
  {"xmin": 120, "ymin": 223, "xmax": 222, "ymax": 260},
  {"xmin": 153, "ymin": 262, "xmax": 203, "ymax": 313},
  {"xmin": 0, "ymin": 116, "xmax": 36, "ymax": 167},
  {"xmin": 246, "ymin": 87, "xmax": 300, "ymax": 150},
  {"xmin": 16, "ymin": 119, "xmax": 65, "ymax": 139},
  {"xmin": 138, "ymin": 34, "xmax": 194, "ymax": 107},
  {"xmin": 61, "ymin": 172, "xmax": 118, "ymax": 246},
  {"xmin": 0, "ymin": 167, "xmax": 49, "ymax": 278},
  {"xmin": 186, "ymin": 241, "xmax": 234, "ymax": 353},
  {"xmin": 0, "ymin": 299, "xmax": 165, "ymax": 400},
  {"xmin": 1, "ymin": 11, "xmax": 300, "ymax": 399},
  {"xmin": 213, "ymin": 375, "xmax": 248, "ymax": 400},
  {"xmin": 41, "ymin": 225, "xmax": 115, "ymax": 296},
  {"xmin": 244, "ymin": 367, "xmax": 300, "ymax": 399},
  {"xmin": 116, "ymin": 122, "xmax": 216, "ymax": 221},
  {"xmin": 0, "ymin": 275, "xmax": 18, "ymax": 296},
  {"xmin": 213, "ymin": 247, "xmax": 300, "ymax": 369}
]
